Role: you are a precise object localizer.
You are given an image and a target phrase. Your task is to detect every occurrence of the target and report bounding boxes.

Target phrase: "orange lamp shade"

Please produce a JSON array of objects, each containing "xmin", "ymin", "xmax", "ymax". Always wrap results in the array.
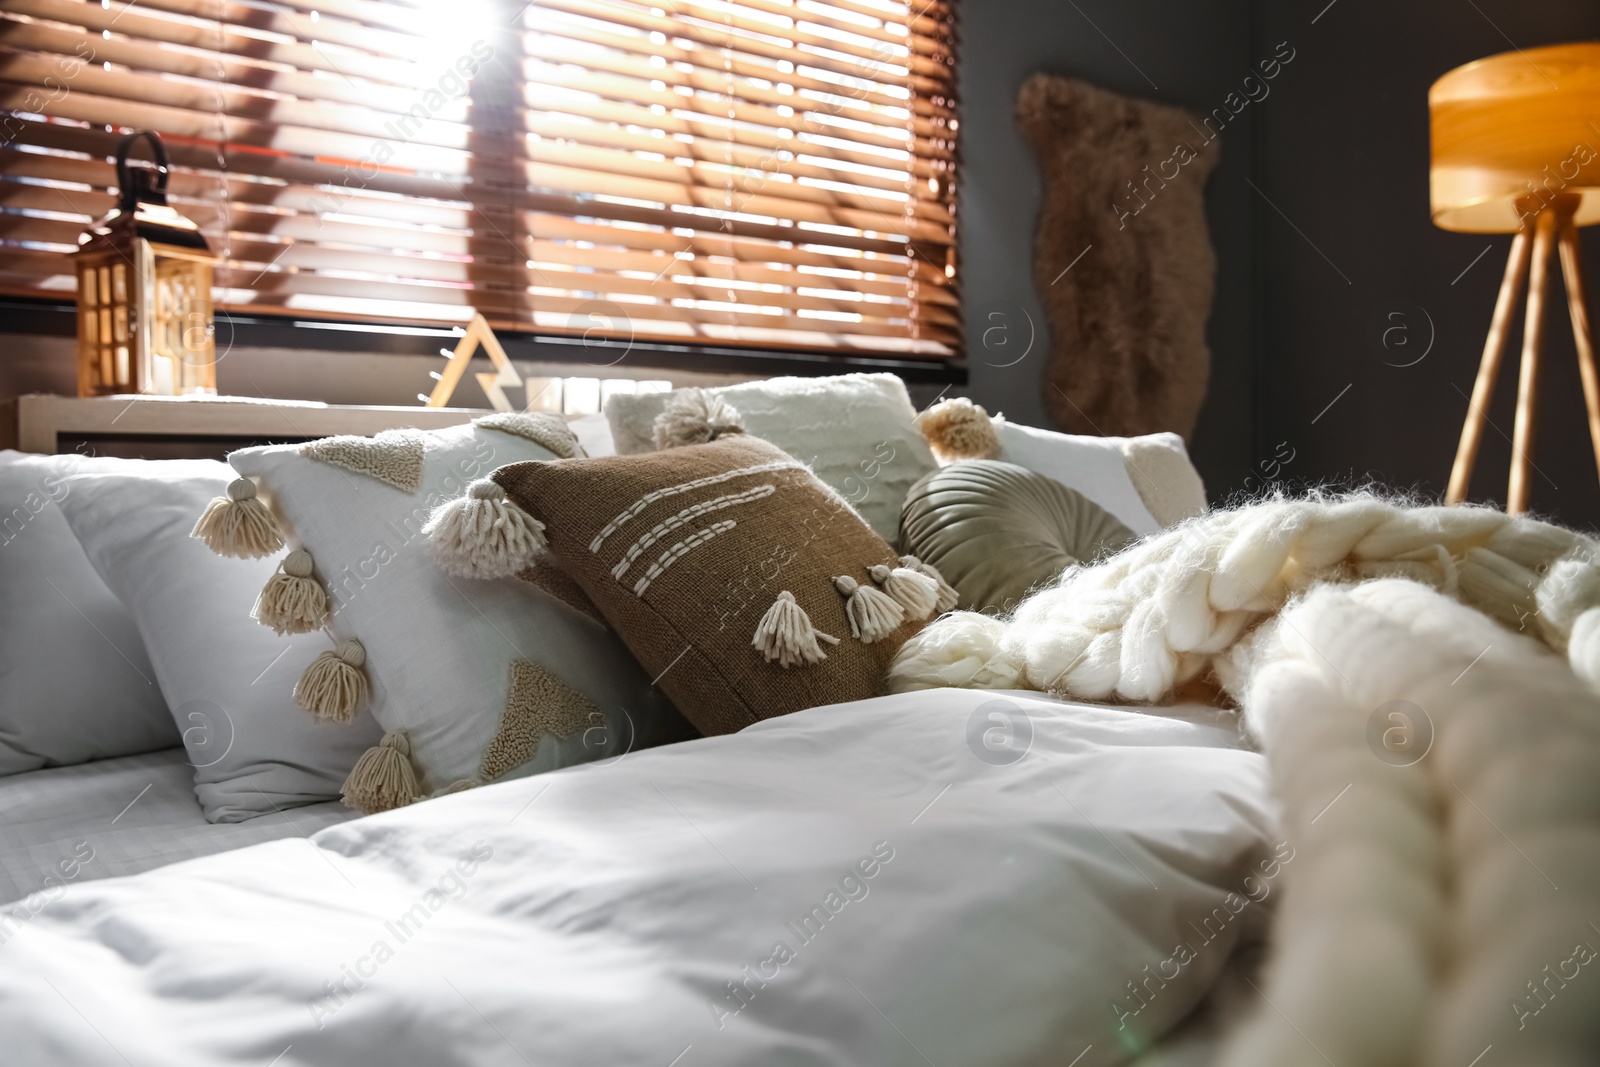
[{"xmin": 1429, "ymin": 42, "xmax": 1600, "ymax": 233}]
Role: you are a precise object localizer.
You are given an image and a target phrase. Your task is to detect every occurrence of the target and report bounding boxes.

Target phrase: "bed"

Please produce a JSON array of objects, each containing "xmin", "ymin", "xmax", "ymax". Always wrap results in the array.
[
  {"xmin": 4, "ymin": 379, "xmax": 1594, "ymax": 1067},
  {"xmin": 0, "ymin": 690, "xmax": 1274, "ymax": 1066},
  {"xmin": 0, "ymin": 748, "xmax": 357, "ymax": 905}
]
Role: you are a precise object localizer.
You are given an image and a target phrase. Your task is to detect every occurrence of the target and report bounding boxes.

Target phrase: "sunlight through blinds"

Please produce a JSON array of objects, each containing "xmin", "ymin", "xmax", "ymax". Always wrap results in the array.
[{"xmin": 0, "ymin": 0, "xmax": 961, "ymax": 357}]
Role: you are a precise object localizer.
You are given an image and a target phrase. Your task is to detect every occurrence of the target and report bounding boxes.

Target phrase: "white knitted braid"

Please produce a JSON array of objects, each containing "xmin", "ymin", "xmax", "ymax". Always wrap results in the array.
[
  {"xmin": 1215, "ymin": 579, "xmax": 1600, "ymax": 1066},
  {"xmin": 889, "ymin": 493, "xmax": 1600, "ymax": 702}
]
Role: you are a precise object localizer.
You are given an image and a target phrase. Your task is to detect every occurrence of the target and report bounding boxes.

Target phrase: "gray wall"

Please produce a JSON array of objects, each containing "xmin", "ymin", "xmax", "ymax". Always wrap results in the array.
[
  {"xmin": 957, "ymin": 0, "xmax": 1600, "ymax": 529},
  {"xmin": 1250, "ymin": 0, "xmax": 1600, "ymax": 529},
  {"xmin": 957, "ymin": 0, "xmax": 1256, "ymax": 496}
]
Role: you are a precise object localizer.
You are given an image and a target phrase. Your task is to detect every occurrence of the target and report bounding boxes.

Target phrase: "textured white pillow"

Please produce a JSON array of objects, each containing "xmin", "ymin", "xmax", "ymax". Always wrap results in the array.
[
  {"xmin": 603, "ymin": 373, "xmax": 937, "ymax": 542},
  {"xmin": 0, "ymin": 452, "xmax": 181, "ymax": 775},
  {"xmin": 993, "ymin": 421, "xmax": 1207, "ymax": 537},
  {"xmin": 1119, "ymin": 432, "xmax": 1210, "ymax": 527},
  {"xmin": 58, "ymin": 468, "xmax": 383, "ymax": 822},
  {"xmin": 228, "ymin": 416, "xmax": 690, "ymax": 810},
  {"xmin": 565, "ymin": 412, "xmax": 616, "ymax": 458}
]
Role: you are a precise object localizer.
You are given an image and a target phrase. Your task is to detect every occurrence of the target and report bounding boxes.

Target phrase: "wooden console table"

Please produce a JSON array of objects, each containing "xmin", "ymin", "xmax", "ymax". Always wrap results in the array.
[{"xmin": 0, "ymin": 394, "xmax": 484, "ymax": 455}]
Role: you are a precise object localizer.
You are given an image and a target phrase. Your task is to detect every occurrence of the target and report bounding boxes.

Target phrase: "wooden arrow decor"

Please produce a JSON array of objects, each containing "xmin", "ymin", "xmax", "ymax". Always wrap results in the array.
[{"xmin": 424, "ymin": 313, "xmax": 523, "ymax": 412}]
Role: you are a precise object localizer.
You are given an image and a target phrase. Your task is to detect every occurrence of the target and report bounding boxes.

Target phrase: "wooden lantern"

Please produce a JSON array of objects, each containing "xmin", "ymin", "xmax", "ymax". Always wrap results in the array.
[{"xmin": 74, "ymin": 130, "xmax": 217, "ymax": 397}]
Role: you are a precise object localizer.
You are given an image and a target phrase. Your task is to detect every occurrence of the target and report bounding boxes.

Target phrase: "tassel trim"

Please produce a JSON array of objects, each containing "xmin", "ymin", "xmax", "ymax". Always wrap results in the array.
[
  {"xmin": 834, "ymin": 574, "xmax": 905, "ymax": 643},
  {"xmin": 425, "ymin": 478, "xmax": 547, "ymax": 579},
  {"xmin": 294, "ymin": 639, "xmax": 369, "ymax": 723},
  {"xmin": 341, "ymin": 730, "xmax": 420, "ymax": 815},
  {"xmin": 191, "ymin": 477, "xmax": 284, "ymax": 559},
  {"xmin": 253, "ymin": 547, "xmax": 329, "ymax": 635},
  {"xmin": 753, "ymin": 591, "xmax": 840, "ymax": 668},
  {"xmin": 901, "ymin": 554, "xmax": 959, "ymax": 614},
  {"xmin": 869, "ymin": 563, "xmax": 939, "ymax": 621}
]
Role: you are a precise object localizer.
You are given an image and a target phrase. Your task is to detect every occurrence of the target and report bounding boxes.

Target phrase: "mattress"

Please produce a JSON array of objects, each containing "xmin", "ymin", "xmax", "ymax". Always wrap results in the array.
[{"xmin": 0, "ymin": 748, "xmax": 357, "ymax": 905}]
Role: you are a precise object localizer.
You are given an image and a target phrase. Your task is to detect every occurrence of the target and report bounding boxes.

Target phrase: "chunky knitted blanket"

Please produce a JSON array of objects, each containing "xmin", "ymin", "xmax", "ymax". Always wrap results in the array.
[{"xmin": 891, "ymin": 496, "xmax": 1600, "ymax": 1065}]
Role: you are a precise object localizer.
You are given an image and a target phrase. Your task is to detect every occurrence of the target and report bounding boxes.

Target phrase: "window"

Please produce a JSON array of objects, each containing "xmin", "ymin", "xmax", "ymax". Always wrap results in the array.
[{"xmin": 0, "ymin": 0, "xmax": 961, "ymax": 360}]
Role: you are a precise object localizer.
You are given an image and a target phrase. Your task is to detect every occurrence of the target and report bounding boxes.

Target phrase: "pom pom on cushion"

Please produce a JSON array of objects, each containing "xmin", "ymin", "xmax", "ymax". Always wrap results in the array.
[
  {"xmin": 342, "ymin": 729, "xmax": 420, "ymax": 814},
  {"xmin": 652, "ymin": 388, "xmax": 745, "ymax": 450},
  {"xmin": 869, "ymin": 563, "xmax": 939, "ymax": 620},
  {"xmin": 752, "ymin": 591, "xmax": 840, "ymax": 668},
  {"xmin": 916, "ymin": 397, "xmax": 1001, "ymax": 462},
  {"xmin": 253, "ymin": 547, "xmax": 329, "ymax": 635},
  {"xmin": 900, "ymin": 554, "xmax": 960, "ymax": 614},
  {"xmin": 295, "ymin": 639, "xmax": 369, "ymax": 723},
  {"xmin": 425, "ymin": 478, "xmax": 547, "ymax": 579},
  {"xmin": 191, "ymin": 477, "xmax": 284, "ymax": 558},
  {"xmin": 834, "ymin": 574, "xmax": 905, "ymax": 643}
]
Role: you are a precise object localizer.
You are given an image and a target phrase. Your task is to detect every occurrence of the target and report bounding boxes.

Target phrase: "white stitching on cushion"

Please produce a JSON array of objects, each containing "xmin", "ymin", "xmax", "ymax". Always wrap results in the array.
[{"xmin": 612, "ymin": 484, "xmax": 775, "ymax": 581}]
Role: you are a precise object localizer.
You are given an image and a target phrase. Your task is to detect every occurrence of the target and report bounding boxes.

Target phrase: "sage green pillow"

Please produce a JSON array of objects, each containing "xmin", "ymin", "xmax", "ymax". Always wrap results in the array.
[{"xmin": 900, "ymin": 460, "xmax": 1137, "ymax": 614}]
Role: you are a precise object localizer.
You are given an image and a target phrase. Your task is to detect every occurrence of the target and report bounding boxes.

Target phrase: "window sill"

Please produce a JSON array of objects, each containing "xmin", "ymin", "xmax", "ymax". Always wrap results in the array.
[{"xmin": 0, "ymin": 298, "xmax": 968, "ymax": 386}]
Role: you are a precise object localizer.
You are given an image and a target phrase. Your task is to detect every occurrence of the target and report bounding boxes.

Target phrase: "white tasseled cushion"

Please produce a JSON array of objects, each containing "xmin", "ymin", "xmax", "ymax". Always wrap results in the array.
[{"xmin": 229, "ymin": 422, "xmax": 694, "ymax": 793}]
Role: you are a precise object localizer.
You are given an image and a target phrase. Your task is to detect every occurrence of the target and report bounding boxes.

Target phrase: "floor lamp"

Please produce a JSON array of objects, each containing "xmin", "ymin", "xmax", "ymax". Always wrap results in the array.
[{"xmin": 1431, "ymin": 42, "xmax": 1600, "ymax": 514}]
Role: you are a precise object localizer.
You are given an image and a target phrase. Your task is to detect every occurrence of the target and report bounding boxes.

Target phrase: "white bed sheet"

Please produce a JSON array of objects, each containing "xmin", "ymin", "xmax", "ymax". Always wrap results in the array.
[
  {"xmin": 0, "ymin": 748, "xmax": 357, "ymax": 905},
  {"xmin": 0, "ymin": 689, "xmax": 1277, "ymax": 1067},
  {"xmin": 1130, "ymin": 936, "xmax": 1268, "ymax": 1066}
]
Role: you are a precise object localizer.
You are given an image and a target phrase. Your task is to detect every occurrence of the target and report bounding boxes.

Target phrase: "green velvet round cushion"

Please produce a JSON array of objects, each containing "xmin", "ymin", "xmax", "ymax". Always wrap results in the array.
[{"xmin": 899, "ymin": 460, "xmax": 1137, "ymax": 614}]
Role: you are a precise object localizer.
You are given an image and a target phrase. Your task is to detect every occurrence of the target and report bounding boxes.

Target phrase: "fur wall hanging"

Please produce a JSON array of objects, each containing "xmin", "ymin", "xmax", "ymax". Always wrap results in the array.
[{"xmin": 1017, "ymin": 74, "xmax": 1219, "ymax": 441}]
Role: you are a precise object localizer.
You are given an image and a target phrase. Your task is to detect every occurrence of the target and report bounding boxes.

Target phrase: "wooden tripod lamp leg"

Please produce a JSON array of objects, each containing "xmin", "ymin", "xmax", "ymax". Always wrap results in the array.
[
  {"xmin": 1446, "ymin": 227, "xmax": 1533, "ymax": 504},
  {"xmin": 1557, "ymin": 220, "xmax": 1600, "ymax": 485},
  {"xmin": 1507, "ymin": 208, "xmax": 1560, "ymax": 515}
]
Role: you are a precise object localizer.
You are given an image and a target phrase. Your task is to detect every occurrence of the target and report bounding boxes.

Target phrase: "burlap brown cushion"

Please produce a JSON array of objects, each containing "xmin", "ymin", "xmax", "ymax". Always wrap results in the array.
[{"xmin": 493, "ymin": 435, "xmax": 923, "ymax": 735}]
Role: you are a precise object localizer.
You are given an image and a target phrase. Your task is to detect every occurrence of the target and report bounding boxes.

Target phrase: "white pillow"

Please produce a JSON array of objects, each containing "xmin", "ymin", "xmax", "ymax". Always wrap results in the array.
[
  {"xmin": 993, "ymin": 421, "xmax": 1207, "ymax": 537},
  {"xmin": 0, "ymin": 452, "xmax": 181, "ymax": 775},
  {"xmin": 58, "ymin": 468, "xmax": 383, "ymax": 822},
  {"xmin": 228, "ymin": 415, "xmax": 691, "ymax": 812},
  {"xmin": 565, "ymin": 412, "xmax": 616, "ymax": 457},
  {"xmin": 604, "ymin": 373, "xmax": 937, "ymax": 542}
]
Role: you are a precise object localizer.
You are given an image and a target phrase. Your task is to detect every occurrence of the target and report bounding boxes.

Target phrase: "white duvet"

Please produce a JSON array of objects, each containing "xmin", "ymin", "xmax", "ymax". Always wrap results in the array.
[{"xmin": 0, "ymin": 690, "xmax": 1277, "ymax": 1067}]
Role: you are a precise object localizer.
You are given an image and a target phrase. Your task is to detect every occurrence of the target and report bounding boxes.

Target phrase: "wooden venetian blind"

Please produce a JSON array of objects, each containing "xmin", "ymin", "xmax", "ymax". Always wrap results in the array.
[{"xmin": 0, "ymin": 0, "xmax": 961, "ymax": 357}]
